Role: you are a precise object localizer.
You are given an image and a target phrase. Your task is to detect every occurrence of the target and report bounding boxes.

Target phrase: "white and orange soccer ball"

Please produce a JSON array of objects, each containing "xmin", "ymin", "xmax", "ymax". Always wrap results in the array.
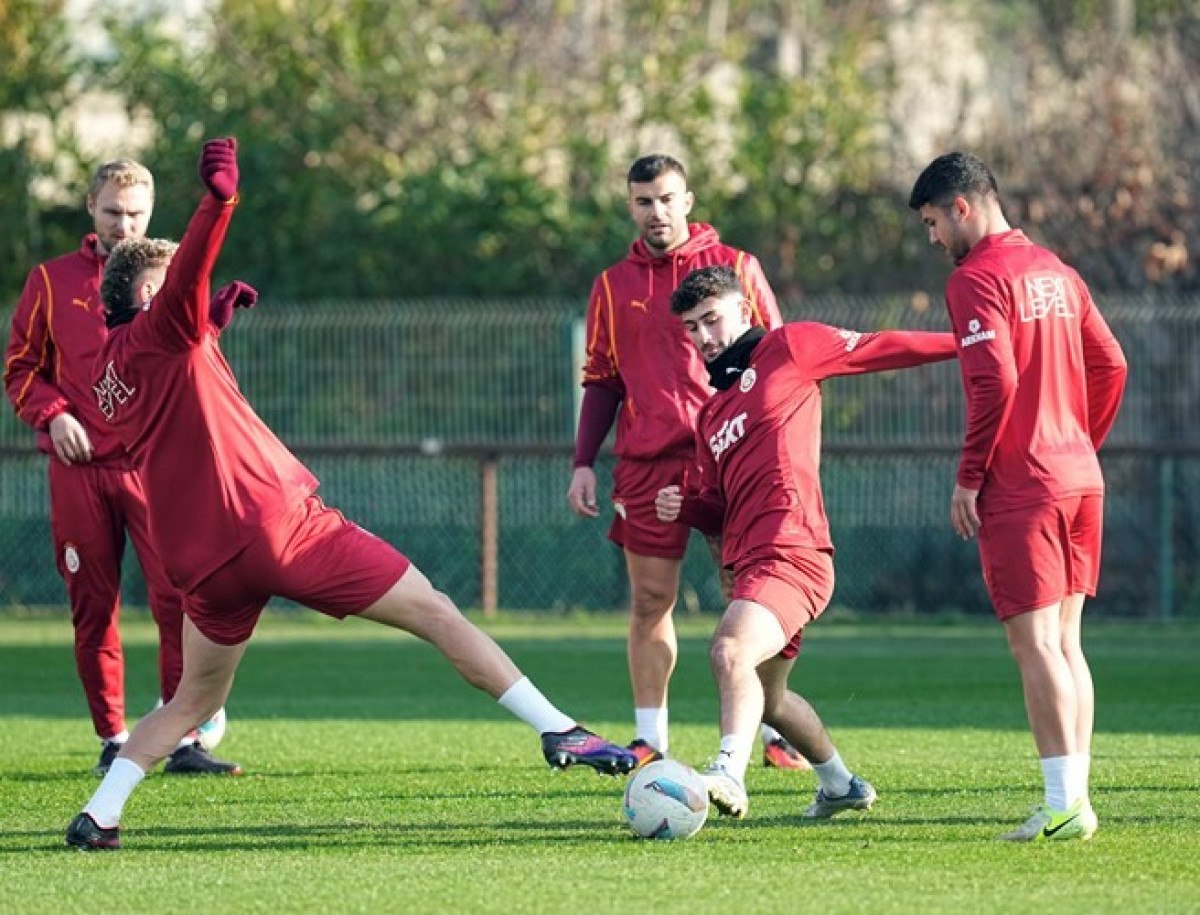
[{"xmin": 622, "ymin": 759, "xmax": 709, "ymax": 839}]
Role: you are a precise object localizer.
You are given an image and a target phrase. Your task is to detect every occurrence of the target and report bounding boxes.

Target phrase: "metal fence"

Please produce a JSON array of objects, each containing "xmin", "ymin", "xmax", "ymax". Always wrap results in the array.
[{"xmin": 1, "ymin": 294, "xmax": 1196, "ymax": 618}]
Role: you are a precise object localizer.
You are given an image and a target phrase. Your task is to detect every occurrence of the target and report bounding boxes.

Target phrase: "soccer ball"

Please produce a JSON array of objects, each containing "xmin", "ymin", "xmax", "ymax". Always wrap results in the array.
[
  {"xmin": 622, "ymin": 759, "xmax": 709, "ymax": 839},
  {"xmin": 196, "ymin": 707, "xmax": 227, "ymax": 751}
]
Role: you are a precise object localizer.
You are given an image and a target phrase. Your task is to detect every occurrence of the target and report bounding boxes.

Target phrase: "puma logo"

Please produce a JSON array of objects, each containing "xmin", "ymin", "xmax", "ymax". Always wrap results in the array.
[
  {"xmin": 629, "ymin": 299, "xmax": 649, "ymax": 312},
  {"xmin": 71, "ymin": 297, "xmax": 91, "ymax": 311}
]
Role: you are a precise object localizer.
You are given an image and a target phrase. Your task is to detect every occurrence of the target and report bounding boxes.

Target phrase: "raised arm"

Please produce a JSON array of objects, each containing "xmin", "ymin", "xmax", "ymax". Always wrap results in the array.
[{"xmin": 147, "ymin": 139, "xmax": 240, "ymax": 349}]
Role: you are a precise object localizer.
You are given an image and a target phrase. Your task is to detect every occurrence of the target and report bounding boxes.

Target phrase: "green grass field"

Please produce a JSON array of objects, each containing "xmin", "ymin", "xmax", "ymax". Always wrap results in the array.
[{"xmin": 1, "ymin": 611, "xmax": 1197, "ymax": 914}]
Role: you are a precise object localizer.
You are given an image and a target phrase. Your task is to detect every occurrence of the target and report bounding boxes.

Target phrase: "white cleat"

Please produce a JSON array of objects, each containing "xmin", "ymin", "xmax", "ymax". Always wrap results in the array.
[{"xmin": 701, "ymin": 760, "xmax": 749, "ymax": 819}]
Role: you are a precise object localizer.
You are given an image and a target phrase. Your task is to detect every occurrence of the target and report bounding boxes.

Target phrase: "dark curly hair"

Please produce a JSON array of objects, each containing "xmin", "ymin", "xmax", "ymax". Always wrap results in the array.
[
  {"xmin": 102, "ymin": 237, "xmax": 178, "ymax": 328},
  {"xmin": 670, "ymin": 265, "xmax": 744, "ymax": 315}
]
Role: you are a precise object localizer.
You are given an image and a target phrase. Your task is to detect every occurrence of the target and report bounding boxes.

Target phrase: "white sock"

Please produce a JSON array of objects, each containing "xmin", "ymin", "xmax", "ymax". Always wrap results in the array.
[
  {"xmin": 83, "ymin": 757, "xmax": 145, "ymax": 827},
  {"xmin": 1064, "ymin": 753, "xmax": 1090, "ymax": 807},
  {"xmin": 1041, "ymin": 755, "xmax": 1070, "ymax": 809},
  {"xmin": 498, "ymin": 677, "xmax": 575, "ymax": 734},
  {"xmin": 104, "ymin": 730, "xmax": 129, "ymax": 746},
  {"xmin": 635, "ymin": 707, "xmax": 668, "ymax": 752},
  {"xmin": 760, "ymin": 723, "xmax": 781, "ymax": 746},
  {"xmin": 716, "ymin": 733, "xmax": 753, "ymax": 781},
  {"xmin": 812, "ymin": 750, "xmax": 853, "ymax": 796}
]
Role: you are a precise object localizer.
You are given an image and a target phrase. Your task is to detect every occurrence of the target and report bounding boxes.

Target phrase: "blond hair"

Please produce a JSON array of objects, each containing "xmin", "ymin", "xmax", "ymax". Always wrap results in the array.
[
  {"xmin": 102, "ymin": 237, "xmax": 178, "ymax": 326},
  {"xmin": 87, "ymin": 159, "xmax": 154, "ymax": 202}
]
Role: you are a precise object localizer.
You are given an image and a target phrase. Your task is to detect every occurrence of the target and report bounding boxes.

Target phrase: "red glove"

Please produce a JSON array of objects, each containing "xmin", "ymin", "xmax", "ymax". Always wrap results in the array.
[
  {"xmin": 209, "ymin": 280, "xmax": 258, "ymax": 329},
  {"xmin": 199, "ymin": 137, "xmax": 239, "ymax": 201}
]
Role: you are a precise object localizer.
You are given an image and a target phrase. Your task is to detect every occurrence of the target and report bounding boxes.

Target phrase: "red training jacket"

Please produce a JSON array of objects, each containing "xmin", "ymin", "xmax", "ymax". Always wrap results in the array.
[
  {"xmin": 680, "ymin": 323, "xmax": 957, "ymax": 569},
  {"xmin": 581, "ymin": 223, "xmax": 782, "ymax": 461},
  {"xmin": 946, "ymin": 230, "xmax": 1127, "ymax": 513},
  {"xmin": 93, "ymin": 194, "xmax": 317, "ymax": 592},
  {"xmin": 5, "ymin": 236, "xmax": 128, "ymax": 463}
]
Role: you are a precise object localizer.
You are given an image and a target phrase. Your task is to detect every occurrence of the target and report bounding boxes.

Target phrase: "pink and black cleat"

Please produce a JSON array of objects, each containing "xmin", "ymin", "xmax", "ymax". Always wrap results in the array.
[{"xmin": 542, "ymin": 726, "xmax": 638, "ymax": 775}]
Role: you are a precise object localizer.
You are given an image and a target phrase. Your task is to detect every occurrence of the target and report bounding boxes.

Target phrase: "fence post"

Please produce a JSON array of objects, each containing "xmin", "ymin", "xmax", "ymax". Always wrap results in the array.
[
  {"xmin": 480, "ymin": 454, "xmax": 499, "ymax": 617},
  {"xmin": 1158, "ymin": 455, "xmax": 1175, "ymax": 621}
]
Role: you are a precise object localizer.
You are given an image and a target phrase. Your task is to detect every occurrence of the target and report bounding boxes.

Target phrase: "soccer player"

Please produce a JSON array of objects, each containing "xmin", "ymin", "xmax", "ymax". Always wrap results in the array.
[
  {"xmin": 568, "ymin": 154, "xmax": 808, "ymax": 770},
  {"xmin": 64, "ymin": 138, "xmax": 635, "ymax": 851},
  {"xmin": 655, "ymin": 265, "xmax": 957, "ymax": 820},
  {"xmin": 4, "ymin": 158, "xmax": 238, "ymax": 776},
  {"xmin": 909, "ymin": 152, "xmax": 1127, "ymax": 842}
]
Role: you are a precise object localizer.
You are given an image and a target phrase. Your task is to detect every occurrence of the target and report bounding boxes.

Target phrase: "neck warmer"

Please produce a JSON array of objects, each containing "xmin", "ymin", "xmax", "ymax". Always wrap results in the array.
[{"xmin": 706, "ymin": 326, "xmax": 767, "ymax": 390}]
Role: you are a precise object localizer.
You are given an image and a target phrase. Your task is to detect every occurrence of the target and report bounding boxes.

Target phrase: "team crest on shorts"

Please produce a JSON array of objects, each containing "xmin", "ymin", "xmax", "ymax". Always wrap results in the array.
[
  {"xmin": 739, "ymin": 368, "xmax": 757, "ymax": 393},
  {"xmin": 63, "ymin": 543, "xmax": 81, "ymax": 574}
]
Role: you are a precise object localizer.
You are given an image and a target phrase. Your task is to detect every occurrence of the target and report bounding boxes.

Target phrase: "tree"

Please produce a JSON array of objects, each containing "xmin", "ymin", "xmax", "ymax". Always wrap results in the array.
[{"xmin": 0, "ymin": 0, "xmax": 84, "ymax": 301}]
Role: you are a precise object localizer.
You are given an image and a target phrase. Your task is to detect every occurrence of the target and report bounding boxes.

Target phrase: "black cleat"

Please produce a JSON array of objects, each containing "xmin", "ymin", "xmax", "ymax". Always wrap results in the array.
[
  {"xmin": 541, "ymin": 726, "xmax": 637, "ymax": 775},
  {"xmin": 65, "ymin": 812, "xmax": 120, "ymax": 851},
  {"xmin": 164, "ymin": 741, "xmax": 244, "ymax": 776},
  {"xmin": 93, "ymin": 739, "xmax": 124, "ymax": 777}
]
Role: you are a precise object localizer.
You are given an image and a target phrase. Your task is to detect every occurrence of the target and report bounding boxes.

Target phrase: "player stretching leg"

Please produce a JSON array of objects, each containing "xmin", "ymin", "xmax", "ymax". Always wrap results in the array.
[{"xmin": 65, "ymin": 138, "xmax": 634, "ymax": 851}]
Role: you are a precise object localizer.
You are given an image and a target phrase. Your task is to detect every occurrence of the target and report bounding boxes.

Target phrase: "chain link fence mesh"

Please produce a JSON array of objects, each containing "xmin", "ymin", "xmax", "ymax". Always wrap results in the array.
[{"xmin": 1, "ymin": 295, "xmax": 1196, "ymax": 618}]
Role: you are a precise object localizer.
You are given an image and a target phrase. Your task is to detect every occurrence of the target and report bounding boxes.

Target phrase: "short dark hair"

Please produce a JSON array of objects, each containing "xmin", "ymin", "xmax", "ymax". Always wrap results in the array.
[
  {"xmin": 908, "ymin": 152, "xmax": 999, "ymax": 210},
  {"xmin": 102, "ymin": 236, "xmax": 178, "ymax": 328},
  {"xmin": 627, "ymin": 154, "xmax": 687, "ymax": 186},
  {"xmin": 670, "ymin": 265, "xmax": 744, "ymax": 315}
]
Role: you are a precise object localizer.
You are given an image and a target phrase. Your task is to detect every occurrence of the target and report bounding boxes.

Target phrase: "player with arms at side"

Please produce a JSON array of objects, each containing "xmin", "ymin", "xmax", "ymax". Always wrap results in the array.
[
  {"xmin": 909, "ymin": 152, "xmax": 1127, "ymax": 842},
  {"xmin": 65, "ymin": 138, "xmax": 634, "ymax": 851},
  {"xmin": 656, "ymin": 265, "xmax": 957, "ymax": 819},
  {"xmin": 568, "ymin": 154, "xmax": 807, "ymax": 769},
  {"xmin": 4, "ymin": 158, "xmax": 238, "ymax": 776}
]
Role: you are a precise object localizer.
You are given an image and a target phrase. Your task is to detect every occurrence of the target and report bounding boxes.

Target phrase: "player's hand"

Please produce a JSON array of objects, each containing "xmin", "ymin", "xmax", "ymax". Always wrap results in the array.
[
  {"xmin": 656, "ymin": 485, "xmax": 683, "ymax": 523},
  {"xmin": 199, "ymin": 137, "xmax": 239, "ymax": 201},
  {"xmin": 209, "ymin": 280, "xmax": 259, "ymax": 329},
  {"xmin": 48, "ymin": 413, "xmax": 93, "ymax": 465},
  {"xmin": 567, "ymin": 466, "xmax": 599, "ymax": 518},
  {"xmin": 950, "ymin": 484, "xmax": 981, "ymax": 540}
]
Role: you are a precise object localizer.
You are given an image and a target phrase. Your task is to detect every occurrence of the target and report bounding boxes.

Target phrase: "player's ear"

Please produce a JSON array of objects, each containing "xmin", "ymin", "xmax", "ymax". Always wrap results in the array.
[{"xmin": 683, "ymin": 189, "xmax": 695, "ymax": 214}]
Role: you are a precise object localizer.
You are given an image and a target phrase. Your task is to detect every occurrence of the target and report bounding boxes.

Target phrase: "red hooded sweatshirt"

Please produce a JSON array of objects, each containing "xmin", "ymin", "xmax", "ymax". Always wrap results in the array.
[
  {"xmin": 5, "ymin": 236, "xmax": 129, "ymax": 464},
  {"xmin": 579, "ymin": 223, "xmax": 781, "ymax": 463}
]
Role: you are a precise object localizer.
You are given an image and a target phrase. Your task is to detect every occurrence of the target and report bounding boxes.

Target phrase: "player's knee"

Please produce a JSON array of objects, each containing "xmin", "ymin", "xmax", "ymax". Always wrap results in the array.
[
  {"xmin": 709, "ymin": 634, "xmax": 748, "ymax": 677},
  {"xmin": 630, "ymin": 586, "xmax": 675, "ymax": 618}
]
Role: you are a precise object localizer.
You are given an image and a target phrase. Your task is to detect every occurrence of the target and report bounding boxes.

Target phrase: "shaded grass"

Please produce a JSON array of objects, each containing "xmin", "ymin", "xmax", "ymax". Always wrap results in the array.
[{"xmin": 0, "ymin": 613, "xmax": 1197, "ymax": 914}]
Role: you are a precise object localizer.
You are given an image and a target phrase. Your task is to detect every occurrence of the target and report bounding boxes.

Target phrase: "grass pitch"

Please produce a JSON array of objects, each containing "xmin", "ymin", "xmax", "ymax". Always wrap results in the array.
[{"xmin": 0, "ymin": 611, "xmax": 1197, "ymax": 914}]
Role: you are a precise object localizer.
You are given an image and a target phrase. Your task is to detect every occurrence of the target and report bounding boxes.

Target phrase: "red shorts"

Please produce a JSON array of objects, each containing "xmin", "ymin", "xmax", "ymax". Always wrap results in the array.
[
  {"xmin": 732, "ymin": 548, "xmax": 835, "ymax": 659},
  {"xmin": 182, "ymin": 495, "xmax": 411, "ymax": 645},
  {"xmin": 608, "ymin": 456, "xmax": 697, "ymax": 559},
  {"xmin": 977, "ymin": 494, "xmax": 1103, "ymax": 621}
]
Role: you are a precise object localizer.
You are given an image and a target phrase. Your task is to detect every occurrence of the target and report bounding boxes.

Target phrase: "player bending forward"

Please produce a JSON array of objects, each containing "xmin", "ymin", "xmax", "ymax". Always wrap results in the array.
[
  {"xmin": 656, "ymin": 265, "xmax": 957, "ymax": 819},
  {"xmin": 65, "ymin": 138, "xmax": 634, "ymax": 851}
]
